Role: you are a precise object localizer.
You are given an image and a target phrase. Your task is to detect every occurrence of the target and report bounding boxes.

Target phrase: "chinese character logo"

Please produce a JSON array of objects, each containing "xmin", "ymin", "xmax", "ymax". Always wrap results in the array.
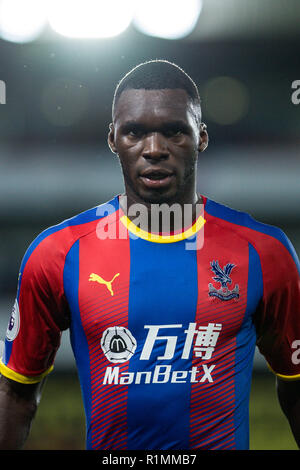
[
  {"xmin": 208, "ymin": 260, "xmax": 239, "ymax": 301},
  {"xmin": 187, "ymin": 323, "xmax": 222, "ymax": 360},
  {"xmin": 141, "ymin": 323, "xmax": 222, "ymax": 361}
]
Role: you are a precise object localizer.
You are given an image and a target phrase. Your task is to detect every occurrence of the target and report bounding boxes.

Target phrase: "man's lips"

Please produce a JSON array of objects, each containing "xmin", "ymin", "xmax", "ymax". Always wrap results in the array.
[
  {"xmin": 140, "ymin": 168, "xmax": 174, "ymax": 178},
  {"xmin": 139, "ymin": 168, "xmax": 175, "ymax": 188}
]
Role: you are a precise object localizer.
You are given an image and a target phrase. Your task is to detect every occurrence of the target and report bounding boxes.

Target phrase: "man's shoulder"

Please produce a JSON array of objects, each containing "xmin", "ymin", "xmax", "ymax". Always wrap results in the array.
[
  {"xmin": 60, "ymin": 195, "xmax": 120, "ymax": 231},
  {"xmin": 204, "ymin": 196, "xmax": 295, "ymax": 258},
  {"xmin": 41, "ymin": 195, "xmax": 118, "ymax": 237},
  {"xmin": 21, "ymin": 196, "xmax": 120, "ymax": 269}
]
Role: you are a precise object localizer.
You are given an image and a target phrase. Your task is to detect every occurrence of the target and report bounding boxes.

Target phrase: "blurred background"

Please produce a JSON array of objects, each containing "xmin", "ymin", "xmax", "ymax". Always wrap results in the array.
[{"xmin": 0, "ymin": 0, "xmax": 299, "ymax": 450}]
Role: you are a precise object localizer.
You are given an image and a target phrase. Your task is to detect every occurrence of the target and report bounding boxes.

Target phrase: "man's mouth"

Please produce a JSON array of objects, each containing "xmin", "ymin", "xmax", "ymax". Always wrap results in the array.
[{"xmin": 139, "ymin": 169, "xmax": 174, "ymax": 189}]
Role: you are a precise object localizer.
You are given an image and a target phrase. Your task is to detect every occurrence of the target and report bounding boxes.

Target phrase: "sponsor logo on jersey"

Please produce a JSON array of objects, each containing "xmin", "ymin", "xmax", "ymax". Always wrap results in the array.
[
  {"xmin": 103, "ymin": 364, "xmax": 216, "ymax": 385},
  {"xmin": 89, "ymin": 272, "xmax": 120, "ymax": 296},
  {"xmin": 101, "ymin": 326, "xmax": 137, "ymax": 363},
  {"xmin": 6, "ymin": 299, "xmax": 20, "ymax": 342},
  {"xmin": 208, "ymin": 260, "xmax": 239, "ymax": 300},
  {"xmin": 100, "ymin": 323, "xmax": 222, "ymax": 385}
]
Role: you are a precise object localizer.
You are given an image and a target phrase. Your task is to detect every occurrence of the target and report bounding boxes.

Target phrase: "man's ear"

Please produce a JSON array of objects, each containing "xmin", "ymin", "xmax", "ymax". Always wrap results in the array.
[
  {"xmin": 108, "ymin": 123, "xmax": 117, "ymax": 154},
  {"xmin": 198, "ymin": 122, "xmax": 209, "ymax": 153}
]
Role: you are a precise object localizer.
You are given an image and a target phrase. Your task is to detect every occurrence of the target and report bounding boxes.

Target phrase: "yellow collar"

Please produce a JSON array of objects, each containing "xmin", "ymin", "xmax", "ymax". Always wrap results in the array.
[{"xmin": 119, "ymin": 212, "xmax": 206, "ymax": 243}]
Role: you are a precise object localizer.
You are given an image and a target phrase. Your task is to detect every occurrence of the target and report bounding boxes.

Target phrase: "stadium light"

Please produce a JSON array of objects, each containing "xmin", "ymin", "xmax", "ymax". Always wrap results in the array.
[
  {"xmin": 0, "ymin": 0, "xmax": 47, "ymax": 43},
  {"xmin": 47, "ymin": 0, "xmax": 135, "ymax": 39},
  {"xmin": 132, "ymin": 0, "xmax": 203, "ymax": 40}
]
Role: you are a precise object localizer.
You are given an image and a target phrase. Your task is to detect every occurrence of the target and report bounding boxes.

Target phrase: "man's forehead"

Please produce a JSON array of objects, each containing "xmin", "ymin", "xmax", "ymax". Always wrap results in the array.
[{"xmin": 113, "ymin": 88, "xmax": 193, "ymax": 122}]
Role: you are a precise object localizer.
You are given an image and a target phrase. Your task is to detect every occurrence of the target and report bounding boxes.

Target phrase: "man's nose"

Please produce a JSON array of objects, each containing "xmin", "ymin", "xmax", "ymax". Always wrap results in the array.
[{"xmin": 142, "ymin": 132, "xmax": 169, "ymax": 160}]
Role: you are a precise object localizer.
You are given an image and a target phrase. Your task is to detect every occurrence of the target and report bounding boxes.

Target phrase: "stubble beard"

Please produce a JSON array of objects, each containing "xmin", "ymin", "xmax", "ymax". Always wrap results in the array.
[{"xmin": 122, "ymin": 155, "xmax": 198, "ymax": 207}]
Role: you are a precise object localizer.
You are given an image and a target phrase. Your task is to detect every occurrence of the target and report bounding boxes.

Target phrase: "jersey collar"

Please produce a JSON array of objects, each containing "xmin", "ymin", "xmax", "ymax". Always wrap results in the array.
[{"xmin": 118, "ymin": 195, "xmax": 206, "ymax": 243}]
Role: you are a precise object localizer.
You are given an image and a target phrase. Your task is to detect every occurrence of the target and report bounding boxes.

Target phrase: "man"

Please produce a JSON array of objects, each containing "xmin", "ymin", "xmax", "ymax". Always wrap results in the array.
[{"xmin": 0, "ymin": 60, "xmax": 299, "ymax": 450}]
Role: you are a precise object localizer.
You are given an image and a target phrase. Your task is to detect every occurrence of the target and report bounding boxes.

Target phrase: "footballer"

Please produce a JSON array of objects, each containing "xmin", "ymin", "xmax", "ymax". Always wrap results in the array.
[{"xmin": 0, "ymin": 60, "xmax": 299, "ymax": 450}]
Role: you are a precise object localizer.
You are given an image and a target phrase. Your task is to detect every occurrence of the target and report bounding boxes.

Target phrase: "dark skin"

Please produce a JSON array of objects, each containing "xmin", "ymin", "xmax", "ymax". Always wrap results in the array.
[
  {"xmin": 277, "ymin": 378, "xmax": 300, "ymax": 448},
  {"xmin": 108, "ymin": 88, "xmax": 208, "ymax": 232},
  {"xmin": 0, "ymin": 87, "xmax": 299, "ymax": 449},
  {"xmin": 0, "ymin": 375, "xmax": 45, "ymax": 449}
]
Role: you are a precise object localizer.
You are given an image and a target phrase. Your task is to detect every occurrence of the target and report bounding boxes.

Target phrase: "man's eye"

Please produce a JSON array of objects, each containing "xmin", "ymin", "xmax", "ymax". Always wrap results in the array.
[
  {"xmin": 166, "ymin": 129, "xmax": 183, "ymax": 137},
  {"xmin": 128, "ymin": 129, "xmax": 143, "ymax": 137}
]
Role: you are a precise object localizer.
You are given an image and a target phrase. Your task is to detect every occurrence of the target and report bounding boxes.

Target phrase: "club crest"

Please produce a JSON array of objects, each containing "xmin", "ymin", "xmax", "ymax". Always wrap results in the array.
[{"xmin": 208, "ymin": 260, "xmax": 239, "ymax": 301}]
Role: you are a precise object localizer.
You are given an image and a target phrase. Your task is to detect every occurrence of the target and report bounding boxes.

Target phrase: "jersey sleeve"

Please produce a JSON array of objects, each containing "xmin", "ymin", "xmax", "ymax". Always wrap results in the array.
[
  {"xmin": 255, "ymin": 229, "xmax": 300, "ymax": 380},
  {"xmin": 0, "ymin": 229, "xmax": 71, "ymax": 384}
]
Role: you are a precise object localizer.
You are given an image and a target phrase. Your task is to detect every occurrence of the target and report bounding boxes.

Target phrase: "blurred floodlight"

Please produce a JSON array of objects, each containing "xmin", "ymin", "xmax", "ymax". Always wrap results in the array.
[
  {"xmin": 133, "ymin": 0, "xmax": 202, "ymax": 39},
  {"xmin": 48, "ymin": 0, "xmax": 135, "ymax": 38},
  {"xmin": 202, "ymin": 76, "xmax": 250, "ymax": 125},
  {"xmin": 0, "ymin": 0, "xmax": 47, "ymax": 43}
]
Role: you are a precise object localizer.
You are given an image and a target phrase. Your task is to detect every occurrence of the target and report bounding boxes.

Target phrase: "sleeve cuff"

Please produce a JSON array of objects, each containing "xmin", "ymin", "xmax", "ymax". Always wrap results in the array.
[
  {"xmin": 0, "ymin": 358, "xmax": 54, "ymax": 384},
  {"xmin": 267, "ymin": 362, "xmax": 300, "ymax": 381}
]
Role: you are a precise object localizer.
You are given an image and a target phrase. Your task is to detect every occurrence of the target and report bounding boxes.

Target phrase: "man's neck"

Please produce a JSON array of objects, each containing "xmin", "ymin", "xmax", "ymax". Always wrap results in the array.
[{"xmin": 119, "ymin": 193, "xmax": 203, "ymax": 234}]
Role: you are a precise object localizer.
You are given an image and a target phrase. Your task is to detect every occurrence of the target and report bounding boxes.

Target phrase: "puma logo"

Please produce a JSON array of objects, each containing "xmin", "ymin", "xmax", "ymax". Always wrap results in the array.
[{"xmin": 89, "ymin": 272, "xmax": 120, "ymax": 296}]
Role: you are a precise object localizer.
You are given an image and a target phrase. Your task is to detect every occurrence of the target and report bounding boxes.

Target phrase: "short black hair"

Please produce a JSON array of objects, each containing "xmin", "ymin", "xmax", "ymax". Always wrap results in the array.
[{"xmin": 112, "ymin": 59, "xmax": 201, "ymax": 123}]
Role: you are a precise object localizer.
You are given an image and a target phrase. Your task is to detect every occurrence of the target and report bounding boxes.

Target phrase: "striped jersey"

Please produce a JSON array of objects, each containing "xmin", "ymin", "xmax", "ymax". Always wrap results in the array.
[{"xmin": 1, "ymin": 194, "xmax": 300, "ymax": 450}]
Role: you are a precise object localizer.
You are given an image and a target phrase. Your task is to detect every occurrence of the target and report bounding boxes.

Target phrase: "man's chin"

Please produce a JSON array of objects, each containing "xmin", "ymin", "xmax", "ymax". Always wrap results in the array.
[
  {"xmin": 137, "ymin": 188, "xmax": 178, "ymax": 205},
  {"xmin": 125, "ymin": 177, "xmax": 184, "ymax": 205}
]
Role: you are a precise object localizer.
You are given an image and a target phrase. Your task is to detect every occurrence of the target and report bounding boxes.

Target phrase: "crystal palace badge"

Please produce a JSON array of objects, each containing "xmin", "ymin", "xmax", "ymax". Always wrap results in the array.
[{"xmin": 208, "ymin": 260, "xmax": 239, "ymax": 301}]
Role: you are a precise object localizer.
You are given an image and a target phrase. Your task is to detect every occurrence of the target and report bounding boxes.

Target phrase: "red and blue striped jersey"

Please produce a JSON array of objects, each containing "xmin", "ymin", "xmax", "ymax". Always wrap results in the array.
[{"xmin": 1, "ymin": 194, "xmax": 300, "ymax": 450}]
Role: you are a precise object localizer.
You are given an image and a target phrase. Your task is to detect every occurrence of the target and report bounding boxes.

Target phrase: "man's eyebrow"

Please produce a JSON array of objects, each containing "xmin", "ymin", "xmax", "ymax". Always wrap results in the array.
[
  {"xmin": 120, "ymin": 120, "xmax": 143, "ymax": 128},
  {"xmin": 120, "ymin": 119, "xmax": 191, "ymax": 131},
  {"xmin": 161, "ymin": 120, "xmax": 190, "ymax": 130}
]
